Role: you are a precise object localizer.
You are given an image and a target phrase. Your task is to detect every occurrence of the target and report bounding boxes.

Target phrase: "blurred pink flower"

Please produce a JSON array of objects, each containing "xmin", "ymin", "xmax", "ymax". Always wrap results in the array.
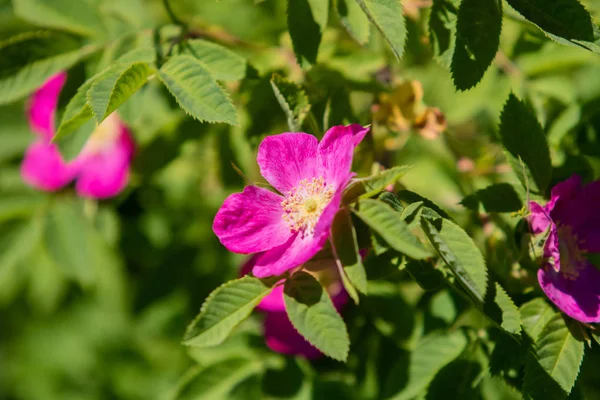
[
  {"xmin": 241, "ymin": 255, "xmax": 348, "ymax": 359},
  {"xmin": 213, "ymin": 125, "xmax": 368, "ymax": 278},
  {"xmin": 528, "ymin": 175, "xmax": 600, "ymax": 323},
  {"xmin": 21, "ymin": 72, "xmax": 135, "ymax": 199}
]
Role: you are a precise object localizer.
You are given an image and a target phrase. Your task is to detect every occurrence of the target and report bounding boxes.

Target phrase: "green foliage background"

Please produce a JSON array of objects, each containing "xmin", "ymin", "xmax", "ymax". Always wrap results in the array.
[{"xmin": 1, "ymin": 0, "xmax": 600, "ymax": 399}]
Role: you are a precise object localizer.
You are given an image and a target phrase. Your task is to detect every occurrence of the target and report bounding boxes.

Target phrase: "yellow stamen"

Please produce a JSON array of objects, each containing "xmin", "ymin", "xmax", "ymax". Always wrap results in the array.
[
  {"xmin": 82, "ymin": 113, "xmax": 121, "ymax": 155},
  {"xmin": 281, "ymin": 177, "xmax": 334, "ymax": 237},
  {"xmin": 555, "ymin": 224, "xmax": 587, "ymax": 280}
]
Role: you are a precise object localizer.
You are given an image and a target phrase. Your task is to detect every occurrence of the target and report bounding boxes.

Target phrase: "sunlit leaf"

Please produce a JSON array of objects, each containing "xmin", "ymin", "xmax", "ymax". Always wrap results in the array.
[
  {"xmin": 88, "ymin": 62, "xmax": 154, "ymax": 124},
  {"xmin": 183, "ymin": 276, "xmax": 276, "ymax": 347},
  {"xmin": 520, "ymin": 298, "xmax": 555, "ymax": 341},
  {"xmin": 353, "ymin": 199, "xmax": 430, "ymax": 260},
  {"xmin": 13, "ymin": 0, "xmax": 105, "ymax": 37},
  {"xmin": 183, "ymin": 39, "xmax": 247, "ymax": 82},
  {"xmin": 524, "ymin": 313, "xmax": 584, "ymax": 396},
  {"xmin": 270, "ymin": 73, "xmax": 311, "ymax": 132},
  {"xmin": 0, "ymin": 31, "xmax": 96, "ymax": 105},
  {"xmin": 343, "ymin": 166, "xmax": 411, "ymax": 203},
  {"xmin": 421, "ymin": 217, "xmax": 488, "ymax": 304},
  {"xmin": 283, "ymin": 272, "xmax": 350, "ymax": 361},
  {"xmin": 337, "ymin": 0, "xmax": 370, "ymax": 44},
  {"xmin": 354, "ymin": 0, "xmax": 406, "ymax": 60},
  {"xmin": 158, "ymin": 55, "xmax": 238, "ymax": 125}
]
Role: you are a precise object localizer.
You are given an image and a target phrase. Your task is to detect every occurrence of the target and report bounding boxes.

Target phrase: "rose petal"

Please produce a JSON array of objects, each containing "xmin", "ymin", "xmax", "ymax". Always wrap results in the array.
[
  {"xmin": 239, "ymin": 255, "xmax": 287, "ymax": 312},
  {"xmin": 20, "ymin": 140, "xmax": 76, "ymax": 191},
  {"xmin": 318, "ymin": 125, "xmax": 361, "ymax": 190},
  {"xmin": 252, "ymin": 192, "xmax": 342, "ymax": 278},
  {"xmin": 75, "ymin": 125, "xmax": 134, "ymax": 199},
  {"xmin": 213, "ymin": 186, "xmax": 292, "ymax": 254},
  {"xmin": 27, "ymin": 72, "xmax": 67, "ymax": 141},
  {"xmin": 257, "ymin": 133, "xmax": 319, "ymax": 194},
  {"xmin": 538, "ymin": 262, "xmax": 600, "ymax": 323},
  {"xmin": 528, "ymin": 201, "xmax": 552, "ymax": 235}
]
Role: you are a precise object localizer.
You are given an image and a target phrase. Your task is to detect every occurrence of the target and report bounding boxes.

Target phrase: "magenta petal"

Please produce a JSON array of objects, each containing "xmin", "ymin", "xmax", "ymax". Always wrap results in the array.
[
  {"xmin": 538, "ymin": 263, "xmax": 600, "ymax": 323},
  {"xmin": 252, "ymin": 233, "xmax": 325, "ymax": 278},
  {"xmin": 213, "ymin": 186, "xmax": 292, "ymax": 254},
  {"xmin": 263, "ymin": 311, "xmax": 322, "ymax": 359},
  {"xmin": 27, "ymin": 72, "xmax": 67, "ymax": 141},
  {"xmin": 345, "ymin": 124, "xmax": 370, "ymax": 147},
  {"xmin": 528, "ymin": 201, "xmax": 551, "ymax": 235},
  {"xmin": 74, "ymin": 126, "xmax": 134, "ymax": 199},
  {"xmin": 318, "ymin": 125, "xmax": 357, "ymax": 190},
  {"xmin": 239, "ymin": 255, "xmax": 287, "ymax": 311},
  {"xmin": 252, "ymin": 192, "xmax": 342, "ymax": 278},
  {"xmin": 258, "ymin": 285, "xmax": 286, "ymax": 312},
  {"xmin": 257, "ymin": 133, "xmax": 319, "ymax": 194},
  {"xmin": 20, "ymin": 140, "xmax": 76, "ymax": 191}
]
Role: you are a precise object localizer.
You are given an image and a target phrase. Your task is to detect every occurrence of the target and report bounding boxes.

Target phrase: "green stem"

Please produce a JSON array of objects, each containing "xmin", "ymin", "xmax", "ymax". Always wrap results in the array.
[{"xmin": 162, "ymin": 0, "xmax": 184, "ymax": 26}]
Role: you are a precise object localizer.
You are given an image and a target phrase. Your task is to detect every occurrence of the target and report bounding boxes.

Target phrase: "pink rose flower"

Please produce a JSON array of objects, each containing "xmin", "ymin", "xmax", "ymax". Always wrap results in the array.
[
  {"xmin": 241, "ymin": 255, "xmax": 348, "ymax": 359},
  {"xmin": 213, "ymin": 125, "xmax": 369, "ymax": 278},
  {"xmin": 21, "ymin": 72, "xmax": 135, "ymax": 199},
  {"xmin": 528, "ymin": 175, "xmax": 600, "ymax": 323}
]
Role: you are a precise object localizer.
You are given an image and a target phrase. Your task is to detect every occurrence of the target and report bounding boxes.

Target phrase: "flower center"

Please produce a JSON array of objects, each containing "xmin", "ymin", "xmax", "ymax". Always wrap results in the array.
[
  {"xmin": 83, "ymin": 113, "xmax": 121, "ymax": 155},
  {"xmin": 555, "ymin": 224, "xmax": 587, "ymax": 280},
  {"xmin": 281, "ymin": 177, "xmax": 334, "ymax": 237}
]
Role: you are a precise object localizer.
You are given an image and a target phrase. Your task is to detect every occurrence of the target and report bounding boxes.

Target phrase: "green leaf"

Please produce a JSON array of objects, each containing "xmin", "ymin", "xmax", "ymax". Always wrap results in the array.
[
  {"xmin": 331, "ymin": 208, "xmax": 367, "ymax": 297},
  {"xmin": 353, "ymin": 199, "xmax": 430, "ymax": 260},
  {"xmin": 158, "ymin": 55, "xmax": 238, "ymax": 125},
  {"xmin": 0, "ymin": 31, "xmax": 96, "ymax": 105},
  {"xmin": 13, "ymin": 0, "xmax": 104, "ymax": 37},
  {"xmin": 421, "ymin": 217, "xmax": 488, "ymax": 304},
  {"xmin": 287, "ymin": 0, "xmax": 322, "ymax": 68},
  {"xmin": 520, "ymin": 298, "xmax": 556, "ymax": 341},
  {"xmin": 405, "ymin": 259, "xmax": 446, "ymax": 291},
  {"xmin": 354, "ymin": 0, "xmax": 407, "ymax": 60},
  {"xmin": 337, "ymin": 0, "xmax": 370, "ymax": 44},
  {"xmin": 26, "ymin": 244, "xmax": 67, "ymax": 314},
  {"xmin": 396, "ymin": 189, "xmax": 452, "ymax": 220},
  {"xmin": 0, "ymin": 195, "xmax": 45, "ymax": 223},
  {"xmin": 526, "ymin": 313, "xmax": 584, "ymax": 395},
  {"xmin": 283, "ymin": 272, "xmax": 350, "ymax": 361},
  {"xmin": 0, "ymin": 216, "xmax": 44, "ymax": 305},
  {"xmin": 53, "ymin": 76, "xmax": 97, "ymax": 144},
  {"xmin": 183, "ymin": 276, "xmax": 276, "ymax": 347},
  {"xmin": 460, "ymin": 183, "xmax": 523, "ymax": 213},
  {"xmin": 307, "ymin": 0, "xmax": 329, "ymax": 32},
  {"xmin": 270, "ymin": 73, "xmax": 311, "ymax": 132},
  {"xmin": 56, "ymin": 119, "xmax": 95, "ymax": 161},
  {"xmin": 183, "ymin": 39, "xmax": 247, "ymax": 82},
  {"xmin": 499, "ymin": 93, "xmax": 552, "ymax": 195},
  {"xmin": 429, "ymin": 0, "xmax": 460, "ymax": 67},
  {"xmin": 487, "ymin": 282, "xmax": 522, "ymax": 335},
  {"xmin": 451, "ymin": 0, "xmax": 502, "ymax": 90},
  {"xmin": 87, "ymin": 62, "xmax": 154, "ymax": 124},
  {"xmin": 506, "ymin": 0, "xmax": 594, "ymax": 41},
  {"xmin": 44, "ymin": 198, "xmax": 97, "ymax": 286},
  {"xmin": 387, "ymin": 331, "xmax": 468, "ymax": 400},
  {"xmin": 175, "ymin": 359, "xmax": 263, "ymax": 400},
  {"xmin": 343, "ymin": 166, "xmax": 411, "ymax": 203}
]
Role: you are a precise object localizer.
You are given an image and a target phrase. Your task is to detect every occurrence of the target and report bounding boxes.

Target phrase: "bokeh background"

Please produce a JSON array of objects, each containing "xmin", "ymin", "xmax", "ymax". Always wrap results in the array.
[{"xmin": 1, "ymin": 0, "xmax": 600, "ymax": 399}]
